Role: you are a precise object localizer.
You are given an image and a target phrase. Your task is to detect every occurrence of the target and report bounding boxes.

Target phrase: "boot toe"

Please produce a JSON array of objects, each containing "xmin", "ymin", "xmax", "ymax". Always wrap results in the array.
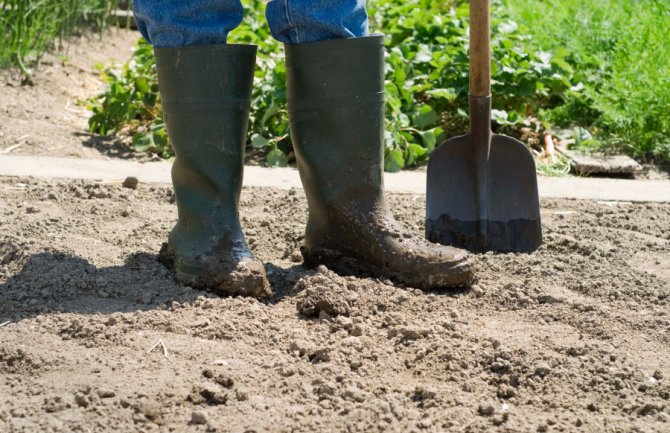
[
  {"xmin": 167, "ymin": 243, "xmax": 272, "ymax": 298},
  {"xmin": 430, "ymin": 241, "xmax": 476, "ymax": 282},
  {"xmin": 222, "ymin": 259, "xmax": 272, "ymax": 298}
]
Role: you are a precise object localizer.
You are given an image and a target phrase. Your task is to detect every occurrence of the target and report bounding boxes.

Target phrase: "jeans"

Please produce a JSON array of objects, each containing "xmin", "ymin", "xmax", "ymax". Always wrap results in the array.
[{"xmin": 132, "ymin": 0, "xmax": 369, "ymax": 47}]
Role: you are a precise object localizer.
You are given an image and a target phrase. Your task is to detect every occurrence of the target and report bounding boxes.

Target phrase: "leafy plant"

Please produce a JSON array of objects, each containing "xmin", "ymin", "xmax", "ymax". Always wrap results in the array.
[
  {"xmin": 372, "ymin": 0, "xmax": 574, "ymax": 170},
  {"xmin": 86, "ymin": 0, "xmax": 668, "ymax": 169},
  {"xmin": 87, "ymin": 0, "xmax": 577, "ymax": 170},
  {"xmin": 535, "ymin": 153, "xmax": 571, "ymax": 177},
  {"xmin": 85, "ymin": 38, "xmax": 170, "ymax": 157}
]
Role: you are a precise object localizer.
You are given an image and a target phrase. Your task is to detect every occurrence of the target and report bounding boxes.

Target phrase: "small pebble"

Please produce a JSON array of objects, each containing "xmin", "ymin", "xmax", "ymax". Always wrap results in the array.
[
  {"xmin": 97, "ymin": 389, "xmax": 116, "ymax": 398},
  {"xmin": 191, "ymin": 410, "xmax": 208, "ymax": 425},
  {"xmin": 418, "ymin": 416, "xmax": 433, "ymax": 428}
]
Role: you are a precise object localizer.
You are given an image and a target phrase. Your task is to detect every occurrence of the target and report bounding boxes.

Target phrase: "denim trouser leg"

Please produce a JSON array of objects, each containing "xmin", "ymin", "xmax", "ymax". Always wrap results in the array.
[
  {"xmin": 132, "ymin": 0, "xmax": 368, "ymax": 47},
  {"xmin": 265, "ymin": 0, "xmax": 368, "ymax": 44},
  {"xmin": 132, "ymin": 0, "xmax": 243, "ymax": 47}
]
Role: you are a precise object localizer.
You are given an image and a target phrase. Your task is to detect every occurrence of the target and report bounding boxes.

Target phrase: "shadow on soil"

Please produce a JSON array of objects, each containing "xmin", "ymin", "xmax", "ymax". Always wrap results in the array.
[
  {"xmin": 0, "ymin": 250, "xmax": 469, "ymax": 323},
  {"xmin": 76, "ymin": 132, "xmax": 139, "ymax": 160},
  {"xmin": 0, "ymin": 251, "xmax": 190, "ymax": 321},
  {"xmin": 0, "ymin": 251, "xmax": 319, "ymax": 322}
]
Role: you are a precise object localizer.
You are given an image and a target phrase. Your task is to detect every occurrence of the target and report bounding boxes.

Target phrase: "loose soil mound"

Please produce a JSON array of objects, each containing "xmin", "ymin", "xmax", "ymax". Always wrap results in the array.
[{"xmin": 0, "ymin": 177, "xmax": 668, "ymax": 432}]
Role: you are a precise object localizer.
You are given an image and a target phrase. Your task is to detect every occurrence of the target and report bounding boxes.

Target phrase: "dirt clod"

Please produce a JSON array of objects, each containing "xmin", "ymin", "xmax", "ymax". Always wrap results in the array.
[
  {"xmin": 296, "ymin": 285, "xmax": 351, "ymax": 318},
  {"xmin": 535, "ymin": 362, "xmax": 552, "ymax": 377},
  {"xmin": 478, "ymin": 404, "xmax": 496, "ymax": 416},
  {"xmin": 122, "ymin": 176, "xmax": 139, "ymax": 190}
]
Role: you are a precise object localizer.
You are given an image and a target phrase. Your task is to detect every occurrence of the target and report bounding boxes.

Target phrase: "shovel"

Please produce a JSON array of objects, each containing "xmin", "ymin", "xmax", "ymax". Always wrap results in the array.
[{"xmin": 425, "ymin": 0, "xmax": 542, "ymax": 253}]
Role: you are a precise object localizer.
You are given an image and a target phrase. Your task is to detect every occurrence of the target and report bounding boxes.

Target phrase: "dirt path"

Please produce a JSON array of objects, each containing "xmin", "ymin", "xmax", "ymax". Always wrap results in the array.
[
  {"xmin": 0, "ymin": 176, "xmax": 668, "ymax": 432},
  {"xmin": 0, "ymin": 29, "xmax": 138, "ymax": 159}
]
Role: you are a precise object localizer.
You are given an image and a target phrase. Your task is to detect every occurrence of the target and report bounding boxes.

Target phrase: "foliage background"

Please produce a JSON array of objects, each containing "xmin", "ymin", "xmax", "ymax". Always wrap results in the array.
[
  {"xmin": 11, "ymin": 0, "xmax": 664, "ymax": 169},
  {"xmin": 504, "ymin": 0, "xmax": 670, "ymax": 164}
]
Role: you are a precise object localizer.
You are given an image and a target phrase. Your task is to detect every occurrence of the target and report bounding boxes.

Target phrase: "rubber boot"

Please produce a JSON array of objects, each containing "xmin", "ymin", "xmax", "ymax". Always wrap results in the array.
[
  {"xmin": 155, "ymin": 44, "xmax": 271, "ymax": 297},
  {"xmin": 285, "ymin": 35, "xmax": 475, "ymax": 289}
]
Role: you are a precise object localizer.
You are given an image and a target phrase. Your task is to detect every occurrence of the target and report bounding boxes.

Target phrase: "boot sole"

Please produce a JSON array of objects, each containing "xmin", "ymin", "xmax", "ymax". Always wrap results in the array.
[{"xmin": 301, "ymin": 246, "xmax": 476, "ymax": 290}]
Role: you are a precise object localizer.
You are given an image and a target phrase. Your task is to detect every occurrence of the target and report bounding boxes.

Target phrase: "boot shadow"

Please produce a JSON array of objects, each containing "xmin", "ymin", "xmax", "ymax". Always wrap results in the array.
[
  {"xmin": 0, "ymin": 251, "xmax": 198, "ymax": 322},
  {"xmin": 0, "ymin": 251, "xmax": 467, "ymax": 323}
]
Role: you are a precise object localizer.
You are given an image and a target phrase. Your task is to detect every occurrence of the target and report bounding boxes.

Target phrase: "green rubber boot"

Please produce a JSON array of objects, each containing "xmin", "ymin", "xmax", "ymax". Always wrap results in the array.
[
  {"xmin": 285, "ymin": 35, "xmax": 475, "ymax": 289},
  {"xmin": 155, "ymin": 44, "xmax": 270, "ymax": 297}
]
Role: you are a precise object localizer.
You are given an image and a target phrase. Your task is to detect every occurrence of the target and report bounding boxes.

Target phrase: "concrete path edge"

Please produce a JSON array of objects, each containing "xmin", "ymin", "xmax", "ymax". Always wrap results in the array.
[{"xmin": 0, "ymin": 154, "xmax": 669, "ymax": 202}]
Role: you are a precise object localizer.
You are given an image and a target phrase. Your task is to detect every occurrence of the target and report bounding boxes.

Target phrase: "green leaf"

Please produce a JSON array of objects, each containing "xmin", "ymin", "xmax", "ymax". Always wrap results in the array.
[
  {"xmin": 384, "ymin": 149, "xmax": 405, "ymax": 173},
  {"xmin": 134, "ymin": 76, "xmax": 150, "ymax": 93},
  {"xmin": 152, "ymin": 127, "xmax": 169, "ymax": 149},
  {"xmin": 415, "ymin": 45, "xmax": 433, "ymax": 63},
  {"xmin": 419, "ymin": 130, "xmax": 437, "ymax": 152},
  {"xmin": 251, "ymin": 134, "xmax": 269, "ymax": 148},
  {"xmin": 406, "ymin": 143, "xmax": 428, "ymax": 166},
  {"xmin": 261, "ymin": 103, "xmax": 280, "ymax": 126},
  {"xmin": 518, "ymin": 78, "xmax": 535, "ymax": 97},
  {"xmin": 266, "ymin": 149, "xmax": 288, "ymax": 167},
  {"xmin": 498, "ymin": 21, "xmax": 519, "ymax": 34},
  {"xmin": 426, "ymin": 88, "xmax": 458, "ymax": 102},
  {"xmin": 413, "ymin": 105, "xmax": 439, "ymax": 129},
  {"xmin": 132, "ymin": 133, "xmax": 152, "ymax": 152}
]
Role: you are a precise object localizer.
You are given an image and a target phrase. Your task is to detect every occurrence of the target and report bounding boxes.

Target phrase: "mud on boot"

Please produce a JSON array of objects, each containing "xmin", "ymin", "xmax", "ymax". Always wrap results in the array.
[
  {"xmin": 159, "ymin": 239, "xmax": 270, "ymax": 298},
  {"xmin": 286, "ymin": 36, "xmax": 476, "ymax": 290},
  {"xmin": 298, "ymin": 193, "xmax": 476, "ymax": 290}
]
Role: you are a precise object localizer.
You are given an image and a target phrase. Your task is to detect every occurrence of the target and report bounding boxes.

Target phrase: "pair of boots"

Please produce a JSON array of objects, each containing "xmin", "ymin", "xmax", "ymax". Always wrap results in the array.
[{"xmin": 156, "ymin": 35, "xmax": 474, "ymax": 298}]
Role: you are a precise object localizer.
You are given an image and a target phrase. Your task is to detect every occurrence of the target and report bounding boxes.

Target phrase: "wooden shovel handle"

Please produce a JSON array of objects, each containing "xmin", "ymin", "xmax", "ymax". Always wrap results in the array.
[{"xmin": 470, "ymin": 0, "xmax": 491, "ymax": 97}]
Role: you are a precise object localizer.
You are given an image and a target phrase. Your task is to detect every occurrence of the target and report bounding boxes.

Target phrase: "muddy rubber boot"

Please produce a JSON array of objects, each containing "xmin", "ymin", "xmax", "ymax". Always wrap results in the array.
[
  {"xmin": 285, "ymin": 35, "xmax": 475, "ymax": 289},
  {"xmin": 155, "ymin": 44, "xmax": 271, "ymax": 297}
]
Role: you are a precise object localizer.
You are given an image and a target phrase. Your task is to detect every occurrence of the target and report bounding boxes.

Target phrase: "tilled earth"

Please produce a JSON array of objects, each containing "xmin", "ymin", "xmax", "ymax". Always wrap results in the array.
[{"xmin": 0, "ymin": 176, "xmax": 668, "ymax": 432}]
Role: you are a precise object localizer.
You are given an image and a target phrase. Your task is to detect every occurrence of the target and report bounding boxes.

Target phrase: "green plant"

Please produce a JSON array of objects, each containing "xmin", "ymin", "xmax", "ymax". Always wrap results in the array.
[
  {"xmin": 372, "ymin": 0, "xmax": 573, "ymax": 171},
  {"xmin": 85, "ymin": 38, "xmax": 168, "ymax": 156},
  {"xmin": 87, "ymin": 0, "xmax": 576, "ymax": 170},
  {"xmin": 535, "ymin": 153, "xmax": 571, "ymax": 177},
  {"xmin": 0, "ymin": 0, "xmax": 121, "ymax": 77}
]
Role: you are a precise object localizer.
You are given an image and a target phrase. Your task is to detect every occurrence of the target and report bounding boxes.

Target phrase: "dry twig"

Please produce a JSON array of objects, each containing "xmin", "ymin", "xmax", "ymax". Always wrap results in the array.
[{"xmin": 147, "ymin": 338, "xmax": 169, "ymax": 358}]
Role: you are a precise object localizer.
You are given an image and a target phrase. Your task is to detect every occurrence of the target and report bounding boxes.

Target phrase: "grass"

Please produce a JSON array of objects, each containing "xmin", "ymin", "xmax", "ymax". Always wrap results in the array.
[
  {"xmin": 0, "ymin": 0, "xmax": 120, "ymax": 76},
  {"xmin": 503, "ymin": 0, "xmax": 670, "ymax": 164}
]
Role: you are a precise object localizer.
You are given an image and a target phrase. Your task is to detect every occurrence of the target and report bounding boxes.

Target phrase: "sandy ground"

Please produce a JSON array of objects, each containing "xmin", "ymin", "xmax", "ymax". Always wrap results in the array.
[
  {"xmin": 0, "ymin": 29, "xmax": 138, "ymax": 159},
  {"xmin": 0, "ymin": 176, "xmax": 668, "ymax": 432}
]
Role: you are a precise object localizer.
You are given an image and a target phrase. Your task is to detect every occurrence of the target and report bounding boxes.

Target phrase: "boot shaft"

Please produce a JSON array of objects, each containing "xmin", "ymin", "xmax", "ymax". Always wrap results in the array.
[
  {"xmin": 285, "ymin": 35, "xmax": 386, "ymax": 206},
  {"xmin": 154, "ymin": 44, "xmax": 257, "ymax": 239},
  {"xmin": 155, "ymin": 44, "xmax": 257, "ymax": 112}
]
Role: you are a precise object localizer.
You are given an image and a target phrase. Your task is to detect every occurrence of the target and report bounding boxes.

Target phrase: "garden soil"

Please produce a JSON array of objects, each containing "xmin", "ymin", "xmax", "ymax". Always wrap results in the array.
[
  {"xmin": 0, "ymin": 176, "xmax": 668, "ymax": 432},
  {"xmin": 0, "ymin": 29, "xmax": 138, "ymax": 160}
]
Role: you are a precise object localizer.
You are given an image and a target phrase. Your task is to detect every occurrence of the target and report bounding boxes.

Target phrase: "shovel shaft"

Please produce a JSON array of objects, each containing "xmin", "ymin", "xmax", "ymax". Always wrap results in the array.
[{"xmin": 470, "ymin": 0, "xmax": 491, "ymax": 97}]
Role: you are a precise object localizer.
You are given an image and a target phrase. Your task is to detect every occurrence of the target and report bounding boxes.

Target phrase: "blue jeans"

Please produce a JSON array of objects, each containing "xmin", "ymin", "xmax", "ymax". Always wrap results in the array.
[{"xmin": 132, "ymin": 0, "xmax": 369, "ymax": 47}]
